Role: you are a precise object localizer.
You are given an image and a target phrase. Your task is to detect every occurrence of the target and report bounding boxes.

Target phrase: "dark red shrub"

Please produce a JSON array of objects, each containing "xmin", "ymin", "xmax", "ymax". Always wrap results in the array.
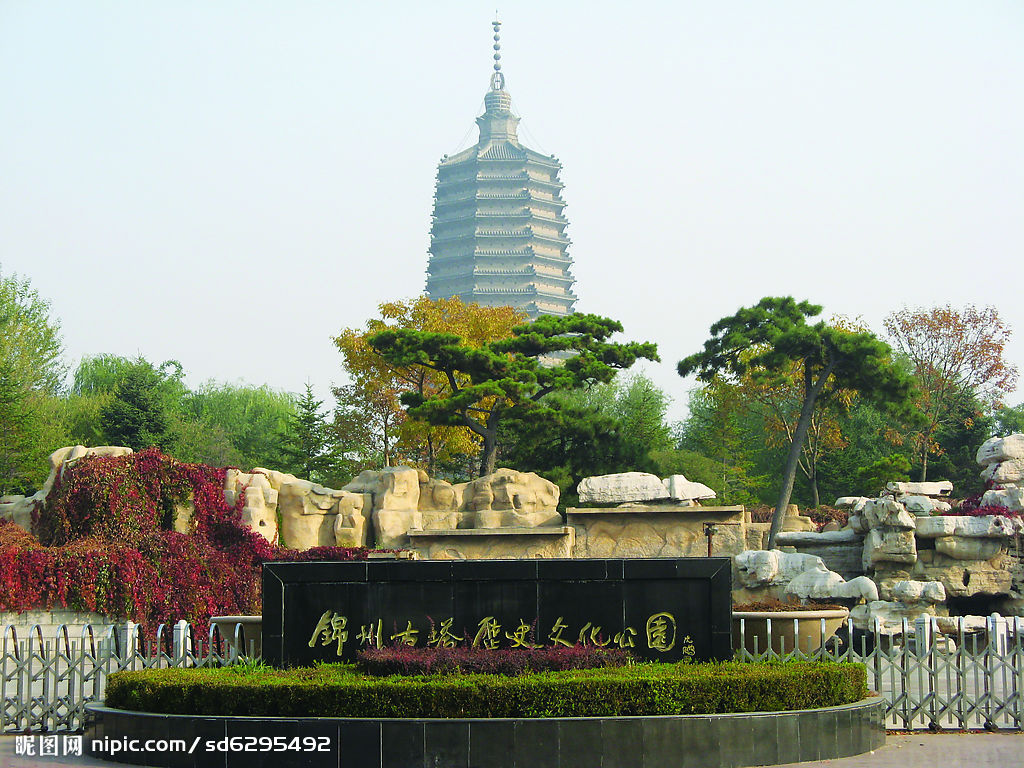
[
  {"xmin": 1, "ymin": 449, "xmax": 379, "ymax": 633},
  {"xmin": 356, "ymin": 644, "xmax": 632, "ymax": 676}
]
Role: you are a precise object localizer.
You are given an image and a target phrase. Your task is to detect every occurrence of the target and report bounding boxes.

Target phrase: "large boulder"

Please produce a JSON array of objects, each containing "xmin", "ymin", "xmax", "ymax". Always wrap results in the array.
[
  {"xmin": 577, "ymin": 472, "xmax": 668, "ymax": 504},
  {"xmin": 224, "ymin": 469, "xmax": 278, "ymax": 543},
  {"xmin": 344, "ymin": 468, "xmax": 423, "ymax": 547},
  {"xmin": 977, "ymin": 435, "xmax": 1024, "ymax": 466},
  {"xmin": 418, "ymin": 472, "xmax": 462, "ymax": 530},
  {"xmin": 461, "ymin": 469, "xmax": 561, "ymax": 528},
  {"xmin": 885, "ymin": 481, "xmax": 953, "ymax": 498},
  {"xmin": 834, "ymin": 497, "xmax": 871, "ymax": 513},
  {"xmin": 982, "ymin": 458, "xmax": 1024, "ymax": 485},
  {"xmin": 862, "ymin": 498, "xmax": 916, "ymax": 530},
  {"xmin": 916, "ymin": 514, "xmax": 1024, "ymax": 538},
  {"xmin": 662, "ymin": 475, "xmax": 716, "ymax": 502},
  {"xmin": 862, "ymin": 528, "xmax": 917, "ymax": 569},
  {"xmin": 934, "ymin": 536, "xmax": 1005, "ymax": 561},
  {"xmin": 878, "ymin": 579, "xmax": 946, "ymax": 604},
  {"xmin": 0, "ymin": 495, "xmax": 35, "ymax": 531},
  {"xmin": 280, "ymin": 480, "xmax": 369, "ymax": 549},
  {"xmin": 344, "ymin": 467, "xmax": 421, "ymax": 513},
  {"xmin": 734, "ymin": 550, "xmax": 827, "ymax": 588},
  {"xmin": 787, "ymin": 570, "xmax": 878, "ymax": 602},
  {"xmin": 981, "ymin": 487, "xmax": 1024, "ymax": 513},
  {"xmin": 902, "ymin": 495, "xmax": 951, "ymax": 516}
]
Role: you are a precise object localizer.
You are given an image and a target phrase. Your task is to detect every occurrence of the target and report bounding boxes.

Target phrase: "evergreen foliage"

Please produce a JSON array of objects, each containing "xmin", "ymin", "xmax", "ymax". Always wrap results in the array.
[
  {"xmin": 276, "ymin": 383, "xmax": 350, "ymax": 486},
  {"xmin": 679, "ymin": 297, "xmax": 917, "ymax": 547},
  {"xmin": 370, "ymin": 314, "xmax": 658, "ymax": 476}
]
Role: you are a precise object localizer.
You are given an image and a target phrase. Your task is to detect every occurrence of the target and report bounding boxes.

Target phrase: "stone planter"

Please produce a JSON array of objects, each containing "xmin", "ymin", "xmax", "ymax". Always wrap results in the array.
[
  {"xmin": 85, "ymin": 697, "xmax": 885, "ymax": 767},
  {"xmin": 733, "ymin": 608, "xmax": 849, "ymax": 655},
  {"xmin": 210, "ymin": 615, "xmax": 262, "ymax": 658}
]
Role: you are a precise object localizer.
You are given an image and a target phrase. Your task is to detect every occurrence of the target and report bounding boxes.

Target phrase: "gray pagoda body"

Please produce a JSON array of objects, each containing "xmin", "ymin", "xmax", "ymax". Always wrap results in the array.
[{"xmin": 425, "ymin": 23, "xmax": 576, "ymax": 318}]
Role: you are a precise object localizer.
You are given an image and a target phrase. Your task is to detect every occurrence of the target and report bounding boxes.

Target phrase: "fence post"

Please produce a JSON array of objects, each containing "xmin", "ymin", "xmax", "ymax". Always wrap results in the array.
[{"xmin": 173, "ymin": 620, "xmax": 192, "ymax": 664}]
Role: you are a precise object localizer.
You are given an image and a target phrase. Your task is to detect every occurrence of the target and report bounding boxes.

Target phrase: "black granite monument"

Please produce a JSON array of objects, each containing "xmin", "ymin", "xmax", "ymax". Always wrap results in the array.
[{"xmin": 263, "ymin": 558, "xmax": 731, "ymax": 666}]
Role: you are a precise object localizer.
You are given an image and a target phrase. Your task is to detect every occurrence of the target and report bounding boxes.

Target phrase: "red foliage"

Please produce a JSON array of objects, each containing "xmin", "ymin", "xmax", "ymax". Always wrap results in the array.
[
  {"xmin": 356, "ymin": 644, "xmax": 632, "ymax": 676},
  {"xmin": 0, "ymin": 449, "xmax": 374, "ymax": 633},
  {"xmin": 954, "ymin": 485, "xmax": 1019, "ymax": 519}
]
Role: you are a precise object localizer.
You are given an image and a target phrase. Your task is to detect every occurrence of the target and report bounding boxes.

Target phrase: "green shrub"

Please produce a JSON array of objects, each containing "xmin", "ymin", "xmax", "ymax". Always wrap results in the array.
[{"xmin": 105, "ymin": 661, "xmax": 868, "ymax": 718}]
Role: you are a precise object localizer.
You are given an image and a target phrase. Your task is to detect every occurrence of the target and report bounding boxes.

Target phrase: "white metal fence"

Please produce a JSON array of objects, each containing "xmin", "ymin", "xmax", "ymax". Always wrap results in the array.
[
  {"xmin": 4, "ymin": 617, "xmax": 1024, "ymax": 732},
  {"xmin": 735, "ymin": 614, "xmax": 1024, "ymax": 731},
  {"xmin": 2, "ymin": 621, "xmax": 253, "ymax": 733}
]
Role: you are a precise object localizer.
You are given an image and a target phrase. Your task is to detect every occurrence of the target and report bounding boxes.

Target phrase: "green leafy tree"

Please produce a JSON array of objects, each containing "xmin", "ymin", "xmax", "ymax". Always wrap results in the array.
[
  {"xmin": 0, "ymin": 362, "xmax": 42, "ymax": 494},
  {"xmin": 994, "ymin": 403, "xmax": 1024, "ymax": 437},
  {"xmin": 675, "ymin": 381, "xmax": 768, "ymax": 505},
  {"xmin": 98, "ymin": 362, "xmax": 173, "ymax": 450},
  {"xmin": 610, "ymin": 373, "xmax": 675, "ymax": 456},
  {"xmin": 499, "ymin": 394, "xmax": 646, "ymax": 502},
  {"xmin": 884, "ymin": 305, "xmax": 1018, "ymax": 480},
  {"xmin": 0, "ymin": 270, "xmax": 66, "ymax": 395},
  {"xmin": 277, "ymin": 384, "xmax": 349, "ymax": 486},
  {"xmin": 679, "ymin": 297, "xmax": 917, "ymax": 548},
  {"xmin": 180, "ymin": 381, "xmax": 295, "ymax": 469},
  {"xmin": 855, "ymin": 454, "xmax": 912, "ymax": 497},
  {"xmin": 370, "ymin": 314, "xmax": 658, "ymax": 477},
  {"xmin": 0, "ymin": 270, "xmax": 68, "ymax": 490}
]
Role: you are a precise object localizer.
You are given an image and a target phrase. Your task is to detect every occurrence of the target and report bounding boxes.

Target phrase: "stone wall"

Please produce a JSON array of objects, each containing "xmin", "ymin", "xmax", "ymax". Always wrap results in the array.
[{"xmin": 568, "ymin": 506, "xmax": 746, "ymax": 559}]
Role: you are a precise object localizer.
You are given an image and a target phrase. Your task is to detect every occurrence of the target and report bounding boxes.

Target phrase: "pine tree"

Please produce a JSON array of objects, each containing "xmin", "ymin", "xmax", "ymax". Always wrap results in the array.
[{"xmin": 277, "ymin": 384, "xmax": 348, "ymax": 486}]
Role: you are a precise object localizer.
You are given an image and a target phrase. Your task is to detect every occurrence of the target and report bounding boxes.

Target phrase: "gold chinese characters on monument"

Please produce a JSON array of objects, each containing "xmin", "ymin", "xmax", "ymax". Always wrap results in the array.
[{"xmin": 308, "ymin": 610, "xmax": 697, "ymax": 659}]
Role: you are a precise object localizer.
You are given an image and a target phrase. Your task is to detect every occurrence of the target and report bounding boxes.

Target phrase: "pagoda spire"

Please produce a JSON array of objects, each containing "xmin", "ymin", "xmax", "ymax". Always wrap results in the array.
[
  {"xmin": 479, "ymin": 18, "xmax": 518, "ymax": 141},
  {"xmin": 490, "ymin": 17, "xmax": 505, "ymax": 91},
  {"xmin": 425, "ymin": 20, "xmax": 576, "ymax": 318}
]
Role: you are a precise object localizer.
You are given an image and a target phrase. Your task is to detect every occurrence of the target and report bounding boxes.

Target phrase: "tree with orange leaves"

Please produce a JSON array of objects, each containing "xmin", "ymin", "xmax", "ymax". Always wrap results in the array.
[
  {"xmin": 333, "ymin": 296, "xmax": 525, "ymax": 474},
  {"xmin": 884, "ymin": 305, "xmax": 1018, "ymax": 481}
]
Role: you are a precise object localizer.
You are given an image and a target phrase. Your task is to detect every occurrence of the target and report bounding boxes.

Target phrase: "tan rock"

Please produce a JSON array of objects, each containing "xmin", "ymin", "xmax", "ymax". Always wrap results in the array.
[
  {"xmin": 0, "ymin": 495, "xmax": 35, "ymax": 531},
  {"xmin": 373, "ymin": 508, "xmax": 423, "ymax": 549},
  {"xmin": 418, "ymin": 477, "xmax": 462, "ymax": 530},
  {"xmin": 408, "ymin": 527, "xmax": 574, "ymax": 560},
  {"xmin": 862, "ymin": 498, "xmax": 916, "ymax": 530},
  {"xmin": 934, "ymin": 536, "xmax": 1005, "ymax": 561},
  {"xmin": 333, "ymin": 493, "xmax": 368, "ymax": 548},
  {"xmin": 224, "ymin": 469, "xmax": 279, "ymax": 543},
  {"xmin": 279, "ymin": 479, "xmax": 367, "ymax": 549},
  {"xmin": 878, "ymin": 579, "xmax": 946, "ymax": 604},
  {"xmin": 909, "ymin": 554, "xmax": 1013, "ymax": 598},
  {"xmin": 344, "ymin": 467, "xmax": 421, "ymax": 513},
  {"xmin": 461, "ymin": 469, "xmax": 560, "ymax": 529},
  {"xmin": 250, "ymin": 467, "xmax": 301, "ymax": 491},
  {"xmin": 863, "ymin": 528, "xmax": 917, "ymax": 569}
]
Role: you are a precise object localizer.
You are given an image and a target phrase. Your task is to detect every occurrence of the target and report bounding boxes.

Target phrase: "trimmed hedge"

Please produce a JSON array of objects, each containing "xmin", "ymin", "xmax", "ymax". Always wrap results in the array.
[{"xmin": 105, "ymin": 661, "xmax": 868, "ymax": 718}]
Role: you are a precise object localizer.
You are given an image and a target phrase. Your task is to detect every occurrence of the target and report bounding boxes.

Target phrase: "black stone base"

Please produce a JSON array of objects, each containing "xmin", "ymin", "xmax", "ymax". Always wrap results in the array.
[{"xmin": 84, "ymin": 697, "xmax": 885, "ymax": 768}]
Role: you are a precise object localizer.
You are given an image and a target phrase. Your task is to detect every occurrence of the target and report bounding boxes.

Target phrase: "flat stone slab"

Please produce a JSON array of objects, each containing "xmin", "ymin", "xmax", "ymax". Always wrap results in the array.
[
  {"xmin": 915, "ymin": 515, "xmax": 1024, "ymax": 538},
  {"xmin": 567, "ymin": 505, "xmax": 743, "ymax": 516},
  {"xmin": 576, "ymin": 472, "xmax": 668, "ymax": 503},
  {"xmin": 776, "ymin": 528, "xmax": 861, "ymax": 544},
  {"xmin": 407, "ymin": 527, "xmax": 573, "ymax": 537}
]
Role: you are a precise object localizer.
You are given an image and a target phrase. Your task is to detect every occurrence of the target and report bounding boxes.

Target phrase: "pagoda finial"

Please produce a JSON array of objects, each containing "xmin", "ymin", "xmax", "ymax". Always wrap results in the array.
[{"xmin": 490, "ymin": 16, "xmax": 505, "ymax": 91}]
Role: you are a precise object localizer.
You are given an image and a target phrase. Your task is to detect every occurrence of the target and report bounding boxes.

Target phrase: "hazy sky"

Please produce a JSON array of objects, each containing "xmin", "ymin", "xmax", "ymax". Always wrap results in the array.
[{"xmin": 2, "ymin": 1, "xmax": 1021, "ymax": 422}]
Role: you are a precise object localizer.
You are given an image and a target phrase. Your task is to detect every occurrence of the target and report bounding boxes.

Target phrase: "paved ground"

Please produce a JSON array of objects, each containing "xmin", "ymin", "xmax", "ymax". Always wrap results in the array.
[{"xmin": 1, "ymin": 732, "xmax": 1022, "ymax": 767}]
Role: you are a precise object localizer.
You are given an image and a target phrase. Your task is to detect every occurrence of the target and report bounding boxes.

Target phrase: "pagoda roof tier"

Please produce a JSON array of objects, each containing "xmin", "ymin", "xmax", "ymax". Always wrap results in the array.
[
  {"xmin": 429, "ymin": 265, "xmax": 575, "ymax": 282},
  {"xmin": 427, "ymin": 247, "xmax": 572, "ymax": 264},
  {"xmin": 432, "ymin": 210, "xmax": 566, "ymax": 228},
  {"xmin": 478, "ymin": 142, "xmax": 527, "ymax": 161}
]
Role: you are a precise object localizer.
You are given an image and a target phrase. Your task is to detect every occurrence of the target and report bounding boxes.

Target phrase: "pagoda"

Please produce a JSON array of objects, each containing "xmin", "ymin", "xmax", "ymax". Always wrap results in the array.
[{"xmin": 425, "ymin": 21, "xmax": 576, "ymax": 318}]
